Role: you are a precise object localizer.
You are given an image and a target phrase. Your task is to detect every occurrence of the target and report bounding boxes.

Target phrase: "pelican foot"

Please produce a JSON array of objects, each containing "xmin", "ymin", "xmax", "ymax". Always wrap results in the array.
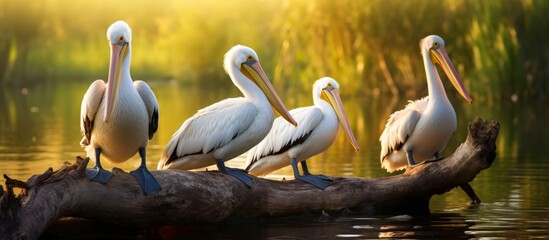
[
  {"xmin": 406, "ymin": 151, "xmax": 433, "ymax": 168},
  {"xmin": 307, "ymin": 174, "xmax": 333, "ymax": 181},
  {"xmin": 423, "ymin": 157, "xmax": 443, "ymax": 164},
  {"xmin": 216, "ymin": 159, "xmax": 252, "ymax": 188},
  {"xmin": 226, "ymin": 166, "xmax": 249, "ymax": 174},
  {"xmin": 408, "ymin": 152, "xmax": 444, "ymax": 168},
  {"xmin": 409, "ymin": 158, "xmax": 443, "ymax": 168},
  {"xmin": 223, "ymin": 170, "xmax": 253, "ymax": 188},
  {"xmin": 292, "ymin": 158, "xmax": 331, "ymax": 189},
  {"xmin": 130, "ymin": 166, "xmax": 162, "ymax": 195},
  {"xmin": 296, "ymin": 175, "xmax": 331, "ymax": 189},
  {"xmin": 86, "ymin": 167, "xmax": 112, "ymax": 184},
  {"xmin": 301, "ymin": 161, "xmax": 330, "ymax": 181}
]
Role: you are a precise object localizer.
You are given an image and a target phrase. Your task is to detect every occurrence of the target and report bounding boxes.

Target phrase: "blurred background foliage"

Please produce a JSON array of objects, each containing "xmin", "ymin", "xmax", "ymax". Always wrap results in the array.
[{"xmin": 1, "ymin": 0, "xmax": 548, "ymax": 101}]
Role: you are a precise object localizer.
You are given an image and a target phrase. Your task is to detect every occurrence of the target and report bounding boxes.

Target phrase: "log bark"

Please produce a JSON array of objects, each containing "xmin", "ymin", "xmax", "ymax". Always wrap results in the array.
[{"xmin": 0, "ymin": 118, "xmax": 499, "ymax": 239}]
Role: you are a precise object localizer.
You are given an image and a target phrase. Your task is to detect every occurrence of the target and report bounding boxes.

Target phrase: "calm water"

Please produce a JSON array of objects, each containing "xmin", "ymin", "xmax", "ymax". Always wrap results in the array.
[{"xmin": 1, "ymin": 81, "xmax": 548, "ymax": 239}]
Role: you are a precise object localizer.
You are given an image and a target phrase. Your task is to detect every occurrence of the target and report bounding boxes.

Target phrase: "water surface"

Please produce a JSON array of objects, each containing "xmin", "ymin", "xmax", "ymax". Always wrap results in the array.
[{"xmin": 1, "ymin": 81, "xmax": 548, "ymax": 239}]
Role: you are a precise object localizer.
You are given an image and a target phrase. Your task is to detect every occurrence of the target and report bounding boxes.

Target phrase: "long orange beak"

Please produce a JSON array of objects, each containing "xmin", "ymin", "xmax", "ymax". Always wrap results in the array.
[
  {"xmin": 322, "ymin": 87, "xmax": 360, "ymax": 152},
  {"xmin": 241, "ymin": 60, "xmax": 297, "ymax": 126},
  {"xmin": 430, "ymin": 45, "xmax": 473, "ymax": 104},
  {"xmin": 104, "ymin": 42, "xmax": 128, "ymax": 122}
]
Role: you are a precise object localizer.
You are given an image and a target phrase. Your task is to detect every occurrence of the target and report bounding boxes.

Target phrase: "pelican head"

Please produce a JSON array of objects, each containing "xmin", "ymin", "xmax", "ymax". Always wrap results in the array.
[
  {"xmin": 315, "ymin": 77, "xmax": 359, "ymax": 152},
  {"xmin": 224, "ymin": 45, "xmax": 297, "ymax": 126},
  {"xmin": 104, "ymin": 20, "xmax": 132, "ymax": 122},
  {"xmin": 421, "ymin": 35, "xmax": 472, "ymax": 104}
]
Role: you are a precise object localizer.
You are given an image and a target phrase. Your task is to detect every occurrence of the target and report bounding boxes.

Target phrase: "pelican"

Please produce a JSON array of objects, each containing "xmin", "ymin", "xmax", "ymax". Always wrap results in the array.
[
  {"xmin": 157, "ymin": 45, "xmax": 297, "ymax": 188},
  {"xmin": 80, "ymin": 21, "xmax": 161, "ymax": 194},
  {"xmin": 245, "ymin": 77, "xmax": 360, "ymax": 189},
  {"xmin": 379, "ymin": 35, "xmax": 473, "ymax": 173}
]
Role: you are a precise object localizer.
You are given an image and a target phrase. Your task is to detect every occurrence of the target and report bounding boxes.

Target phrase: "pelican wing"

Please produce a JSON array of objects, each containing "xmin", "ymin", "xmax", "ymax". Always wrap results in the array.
[
  {"xmin": 80, "ymin": 80, "xmax": 106, "ymax": 147},
  {"xmin": 134, "ymin": 81, "xmax": 159, "ymax": 140},
  {"xmin": 246, "ymin": 106, "xmax": 323, "ymax": 168},
  {"xmin": 161, "ymin": 98, "xmax": 257, "ymax": 165},
  {"xmin": 379, "ymin": 97, "xmax": 429, "ymax": 161}
]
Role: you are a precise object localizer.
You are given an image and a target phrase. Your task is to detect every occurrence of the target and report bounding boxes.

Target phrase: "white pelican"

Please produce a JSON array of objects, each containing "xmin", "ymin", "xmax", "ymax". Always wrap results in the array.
[
  {"xmin": 379, "ymin": 35, "xmax": 473, "ymax": 173},
  {"xmin": 157, "ymin": 45, "xmax": 297, "ymax": 188},
  {"xmin": 245, "ymin": 77, "xmax": 360, "ymax": 189},
  {"xmin": 80, "ymin": 21, "xmax": 161, "ymax": 194}
]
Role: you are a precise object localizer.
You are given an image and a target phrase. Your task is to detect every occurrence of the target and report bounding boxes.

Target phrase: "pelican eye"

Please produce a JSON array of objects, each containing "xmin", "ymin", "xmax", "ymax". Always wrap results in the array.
[
  {"xmin": 433, "ymin": 42, "xmax": 440, "ymax": 48},
  {"xmin": 119, "ymin": 36, "xmax": 124, "ymax": 42},
  {"xmin": 244, "ymin": 56, "xmax": 258, "ymax": 66},
  {"xmin": 323, "ymin": 83, "xmax": 335, "ymax": 92}
]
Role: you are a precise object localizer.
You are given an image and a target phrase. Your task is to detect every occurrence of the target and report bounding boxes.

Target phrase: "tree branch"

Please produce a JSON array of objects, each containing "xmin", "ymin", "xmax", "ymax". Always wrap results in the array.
[{"xmin": 0, "ymin": 117, "xmax": 499, "ymax": 239}]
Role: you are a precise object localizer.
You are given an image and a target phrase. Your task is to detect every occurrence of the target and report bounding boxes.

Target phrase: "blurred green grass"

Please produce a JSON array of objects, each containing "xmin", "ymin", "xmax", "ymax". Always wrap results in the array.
[{"xmin": 1, "ymin": 0, "xmax": 548, "ymax": 101}]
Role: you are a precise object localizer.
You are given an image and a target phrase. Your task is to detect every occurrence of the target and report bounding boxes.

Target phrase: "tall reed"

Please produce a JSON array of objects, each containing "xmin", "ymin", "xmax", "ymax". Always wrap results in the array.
[{"xmin": 0, "ymin": 0, "xmax": 547, "ymax": 101}]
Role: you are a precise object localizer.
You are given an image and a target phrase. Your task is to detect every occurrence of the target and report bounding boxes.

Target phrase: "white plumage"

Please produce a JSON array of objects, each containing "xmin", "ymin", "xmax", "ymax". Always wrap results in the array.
[
  {"xmin": 157, "ymin": 45, "xmax": 297, "ymax": 185},
  {"xmin": 81, "ymin": 80, "xmax": 157, "ymax": 163},
  {"xmin": 246, "ymin": 77, "xmax": 359, "ymax": 180},
  {"xmin": 80, "ymin": 20, "xmax": 160, "ymax": 194},
  {"xmin": 379, "ymin": 35, "xmax": 472, "ymax": 173},
  {"xmin": 159, "ymin": 99, "xmax": 261, "ymax": 169},
  {"xmin": 81, "ymin": 21, "xmax": 158, "ymax": 164}
]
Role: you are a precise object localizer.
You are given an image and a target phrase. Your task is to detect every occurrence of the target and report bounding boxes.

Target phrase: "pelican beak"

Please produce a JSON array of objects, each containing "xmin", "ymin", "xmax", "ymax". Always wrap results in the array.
[
  {"xmin": 104, "ymin": 41, "xmax": 129, "ymax": 122},
  {"xmin": 322, "ymin": 87, "xmax": 360, "ymax": 152},
  {"xmin": 430, "ymin": 46, "xmax": 473, "ymax": 104},
  {"xmin": 241, "ymin": 60, "xmax": 298, "ymax": 126}
]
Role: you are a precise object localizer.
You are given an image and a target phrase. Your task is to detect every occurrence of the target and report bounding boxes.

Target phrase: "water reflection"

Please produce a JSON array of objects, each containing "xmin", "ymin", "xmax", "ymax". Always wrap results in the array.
[
  {"xmin": 46, "ymin": 206, "xmax": 549, "ymax": 239},
  {"xmin": 2, "ymin": 80, "xmax": 549, "ymax": 238}
]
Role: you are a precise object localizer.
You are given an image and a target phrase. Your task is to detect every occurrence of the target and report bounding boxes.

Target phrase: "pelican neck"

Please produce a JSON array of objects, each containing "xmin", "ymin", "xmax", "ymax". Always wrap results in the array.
[
  {"xmin": 422, "ymin": 48, "xmax": 449, "ymax": 103},
  {"xmin": 312, "ymin": 86, "xmax": 335, "ymax": 117},
  {"xmin": 227, "ymin": 64, "xmax": 268, "ymax": 102},
  {"xmin": 312, "ymin": 85, "xmax": 327, "ymax": 108},
  {"xmin": 120, "ymin": 47, "xmax": 133, "ymax": 86}
]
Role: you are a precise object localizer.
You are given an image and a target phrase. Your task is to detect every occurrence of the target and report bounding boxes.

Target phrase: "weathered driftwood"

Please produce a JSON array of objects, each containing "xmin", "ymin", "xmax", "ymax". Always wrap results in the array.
[{"xmin": 0, "ymin": 118, "xmax": 498, "ymax": 239}]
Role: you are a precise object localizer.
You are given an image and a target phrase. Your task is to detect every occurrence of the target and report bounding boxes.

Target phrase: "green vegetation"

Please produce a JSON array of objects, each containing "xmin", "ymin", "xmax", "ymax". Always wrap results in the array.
[{"xmin": 1, "ymin": 0, "xmax": 547, "ymax": 101}]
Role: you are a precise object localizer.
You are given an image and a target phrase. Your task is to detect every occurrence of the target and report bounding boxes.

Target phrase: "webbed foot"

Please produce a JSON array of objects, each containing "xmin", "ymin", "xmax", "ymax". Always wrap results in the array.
[
  {"xmin": 295, "ymin": 174, "xmax": 331, "ymax": 189},
  {"xmin": 130, "ymin": 148, "xmax": 162, "ymax": 195},
  {"xmin": 292, "ymin": 159, "xmax": 332, "ymax": 189},
  {"xmin": 86, "ymin": 148, "xmax": 112, "ymax": 184},
  {"xmin": 407, "ymin": 151, "xmax": 442, "ymax": 167},
  {"xmin": 216, "ymin": 159, "xmax": 253, "ymax": 188},
  {"xmin": 130, "ymin": 165, "xmax": 162, "ymax": 195},
  {"xmin": 86, "ymin": 166, "xmax": 112, "ymax": 184}
]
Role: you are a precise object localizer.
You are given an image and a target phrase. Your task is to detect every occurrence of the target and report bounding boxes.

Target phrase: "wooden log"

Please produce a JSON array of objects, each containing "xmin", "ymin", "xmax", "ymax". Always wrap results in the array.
[{"xmin": 0, "ymin": 118, "xmax": 499, "ymax": 239}]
